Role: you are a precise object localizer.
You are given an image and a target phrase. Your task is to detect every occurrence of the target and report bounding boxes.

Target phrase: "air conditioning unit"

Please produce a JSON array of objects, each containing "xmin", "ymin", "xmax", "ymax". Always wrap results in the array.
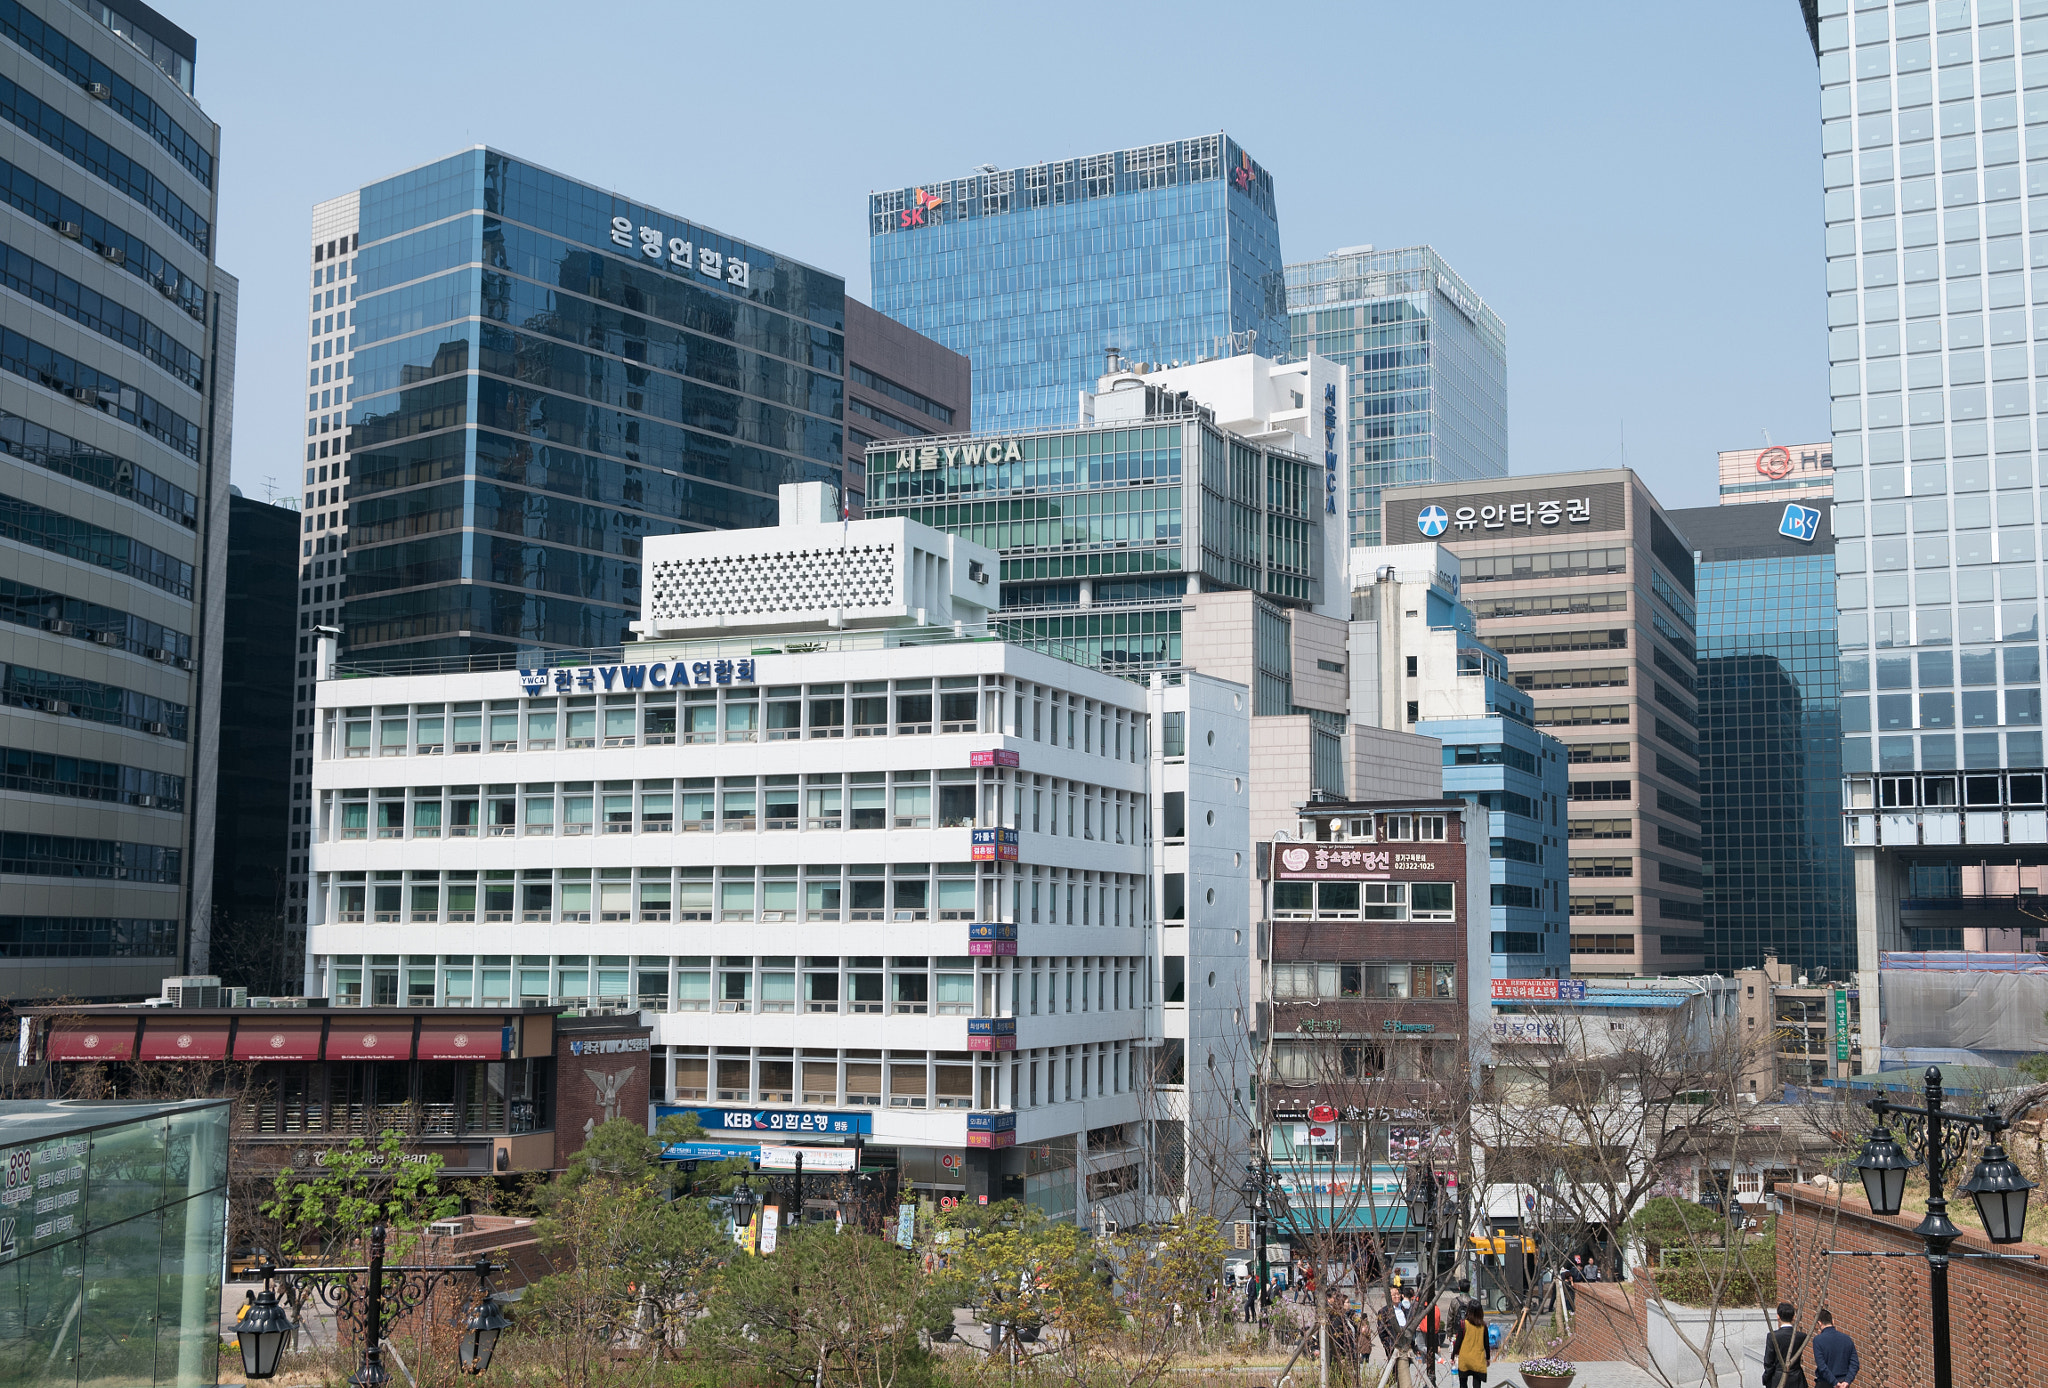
[
  {"xmin": 92, "ymin": 630, "xmax": 121, "ymax": 646},
  {"xmin": 55, "ymin": 220, "xmax": 82, "ymax": 240},
  {"xmin": 82, "ymin": 81, "xmax": 110, "ymax": 101},
  {"xmin": 72, "ymin": 386, "xmax": 99, "ymax": 407},
  {"xmin": 100, "ymin": 245, "xmax": 125, "ymax": 266},
  {"xmin": 46, "ymin": 700, "xmax": 71, "ymax": 716},
  {"xmin": 143, "ymin": 720, "xmax": 168, "ymax": 735},
  {"xmin": 156, "ymin": 279, "xmax": 177, "ymax": 299},
  {"xmin": 134, "ymin": 794, "xmax": 155, "ymax": 808},
  {"xmin": 41, "ymin": 618, "xmax": 76, "ymax": 636},
  {"xmin": 148, "ymin": 647, "xmax": 170, "ymax": 662},
  {"xmin": 162, "ymin": 976, "xmax": 223, "ymax": 1008},
  {"xmin": 174, "ymin": 656, "xmax": 192, "ymax": 670}
]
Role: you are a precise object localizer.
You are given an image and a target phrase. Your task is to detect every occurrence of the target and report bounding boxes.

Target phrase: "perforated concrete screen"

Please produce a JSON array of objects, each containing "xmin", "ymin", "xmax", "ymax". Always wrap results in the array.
[{"xmin": 647, "ymin": 543, "xmax": 901, "ymax": 625}]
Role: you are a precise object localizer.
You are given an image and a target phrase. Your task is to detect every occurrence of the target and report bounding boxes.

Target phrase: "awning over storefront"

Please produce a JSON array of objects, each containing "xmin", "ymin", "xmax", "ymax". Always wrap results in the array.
[
  {"xmin": 324, "ymin": 1023, "xmax": 415, "ymax": 1061},
  {"xmin": 138, "ymin": 1019, "xmax": 229, "ymax": 1061},
  {"xmin": 417, "ymin": 1023, "xmax": 508, "ymax": 1062},
  {"xmin": 46, "ymin": 1020, "xmax": 138, "ymax": 1062},
  {"xmin": 231, "ymin": 1018, "xmax": 325, "ymax": 1062}
]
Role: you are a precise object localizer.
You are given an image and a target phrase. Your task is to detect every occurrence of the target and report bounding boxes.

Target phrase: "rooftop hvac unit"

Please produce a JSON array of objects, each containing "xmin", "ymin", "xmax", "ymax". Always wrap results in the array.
[
  {"xmin": 229, "ymin": 988, "xmax": 249, "ymax": 1008},
  {"xmin": 42, "ymin": 619, "xmax": 76, "ymax": 637},
  {"xmin": 162, "ymin": 976, "xmax": 223, "ymax": 1008},
  {"xmin": 428, "ymin": 1220, "xmax": 466, "ymax": 1238},
  {"xmin": 100, "ymin": 244, "xmax": 125, "ymax": 266},
  {"xmin": 55, "ymin": 220, "xmax": 82, "ymax": 240},
  {"xmin": 82, "ymin": 81, "xmax": 110, "ymax": 100}
]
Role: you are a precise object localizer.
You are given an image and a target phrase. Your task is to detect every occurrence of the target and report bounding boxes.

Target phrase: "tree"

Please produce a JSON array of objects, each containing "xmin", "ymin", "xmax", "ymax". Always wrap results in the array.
[
  {"xmin": 519, "ymin": 1172, "xmax": 728, "ymax": 1383},
  {"xmin": 261, "ymin": 1128, "xmax": 460, "ymax": 1262},
  {"xmin": 1060, "ymin": 1211, "xmax": 1231, "ymax": 1388},
  {"xmin": 696, "ymin": 1226, "xmax": 932, "ymax": 1388}
]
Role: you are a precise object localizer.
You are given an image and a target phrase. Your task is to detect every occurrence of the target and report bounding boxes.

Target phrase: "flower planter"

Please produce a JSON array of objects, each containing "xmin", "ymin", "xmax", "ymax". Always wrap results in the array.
[{"xmin": 1522, "ymin": 1373, "xmax": 1575, "ymax": 1388}]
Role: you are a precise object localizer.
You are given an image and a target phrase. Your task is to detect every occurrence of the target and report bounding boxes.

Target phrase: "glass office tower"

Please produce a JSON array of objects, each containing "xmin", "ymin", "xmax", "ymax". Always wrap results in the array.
[
  {"xmin": 0, "ymin": 0, "xmax": 236, "ymax": 998},
  {"xmin": 1811, "ymin": 0, "xmax": 2048, "ymax": 1026},
  {"xmin": 868, "ymin": 134, "xmax": 1289, "ymax": 433},
  {"xmin": 1286, "ymin": 246, "xmax": 1508, "ymax": 549},
  {"xmin": 1669, "ymin": 504, "xmax": 1854, "ymax": 980},
  {"xmin": 340, "ymin": 148, "xmax": 846, "ymax": 661}
]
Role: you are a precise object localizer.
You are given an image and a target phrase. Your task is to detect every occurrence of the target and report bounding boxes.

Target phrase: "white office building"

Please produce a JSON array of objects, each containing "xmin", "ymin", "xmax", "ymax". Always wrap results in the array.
[{"xmin": 306, "ymin": 483, "xmax": 1166, "ymax": 1220}]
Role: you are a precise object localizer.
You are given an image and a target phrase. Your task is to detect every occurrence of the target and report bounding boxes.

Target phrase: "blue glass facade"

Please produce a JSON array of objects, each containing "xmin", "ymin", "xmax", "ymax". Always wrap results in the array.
[
  {"xmin": 1670, "ymin": 505, "xmax": 1853, "ymax": 979},
  {"xmin": 340, "ymin": 149, "xmax": 845, "ymax": 659},
  {"xmin": 1285, "ymin": 247, "xmax": 1508, "ymax": 549},
  {"xmin": 868, "ymin": 134, "xmax": 1288, "ymax": 434},
  {"xmin": 1425, "ymin": 713, "xmax": 1572, "ymax": 979}
]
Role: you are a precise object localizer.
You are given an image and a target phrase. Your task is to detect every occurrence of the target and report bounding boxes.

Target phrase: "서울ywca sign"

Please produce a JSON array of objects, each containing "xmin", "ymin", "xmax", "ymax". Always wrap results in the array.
[
  {"xmin": 607, "ymin": 218, "xmax": 752, "ymax": 289},
  {"xmin": 1322, "ymin": 383, "xmax": 1340, "ymax": 516},
  {"xmin": 567, "ymin": 1037, "xmax": 649, "ymax": 1057},
  {"xmin": 876, "ymin": 440, "xmax": 1025, "ymax": 472},
  {"xmin": 520, "ymin": 658, "xmax": 756, "ymax": 696}
]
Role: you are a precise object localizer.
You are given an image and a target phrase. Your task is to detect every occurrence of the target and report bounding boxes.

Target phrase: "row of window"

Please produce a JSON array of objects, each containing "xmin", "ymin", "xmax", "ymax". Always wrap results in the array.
[
  {"xmin": 1269, "ymin": 961, "xmax": 1458, "ymax": 1001},
  {"xmin": 1853, "ymin": 769, "xmax": 2048, "ymax": 809},
  {"xmin": 0, "ymin": 744, "xmax": 184, "ymax": 810},
  {"xmin": 235, "ymin": 1059, "xmax": 549, "ymax": 1138},
  {"xmin": 0, "ymin": 491, "xmax": 194, "ymax": 598},
  {"xmin": 657, "ymin": 1043, "xmax": 1134, "ymax": 1111},
  {"xmin": 1, "ymin": 661, "xmax": 187, "ymax": 739},
  {"xmin": 0, "ymin": 575, "xmax": 191, "ymax": 661},
  {"xmin": 1846, "ymin": 645, "xmax": 2041, "ymax": 688},
  {"xmin": 0, "ymin": 405, "xmax": 196, "ymax": 527},
  {"xmin": 1269, "ymin": 881, "xmax": 1456, "ymax": 921},
  {"xmin": 1846, "ymin": 688, "xmax": 2043, "ymax": 729},
  {"xmin": 0, "ymin": 832, "xmax": 179, "ymax": 883}
]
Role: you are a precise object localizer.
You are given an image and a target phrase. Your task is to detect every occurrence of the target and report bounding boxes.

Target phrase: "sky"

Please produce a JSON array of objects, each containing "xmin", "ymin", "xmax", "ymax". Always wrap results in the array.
[{"xmin": 184, "ymin": 0, "xmax": 1829, "ymax": 515}]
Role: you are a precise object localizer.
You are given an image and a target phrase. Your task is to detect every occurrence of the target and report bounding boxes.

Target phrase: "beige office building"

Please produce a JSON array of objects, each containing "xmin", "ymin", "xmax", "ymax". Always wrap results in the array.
[{"xmin": 1382, "ymin": 469, "xmax": 1704, "ymax": 975}]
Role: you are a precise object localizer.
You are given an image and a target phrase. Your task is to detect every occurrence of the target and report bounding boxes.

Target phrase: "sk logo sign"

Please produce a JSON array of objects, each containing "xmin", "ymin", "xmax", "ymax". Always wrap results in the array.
[{"xmin": 900, "ymin": 187, "xmax": 945, "ymax": 229}]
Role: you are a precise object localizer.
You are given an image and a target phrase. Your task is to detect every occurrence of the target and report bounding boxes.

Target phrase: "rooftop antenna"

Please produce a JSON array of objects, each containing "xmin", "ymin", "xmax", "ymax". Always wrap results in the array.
[{"xmin": 1762, "ymin": 428, "xmax": 1774, "ymax": 446}]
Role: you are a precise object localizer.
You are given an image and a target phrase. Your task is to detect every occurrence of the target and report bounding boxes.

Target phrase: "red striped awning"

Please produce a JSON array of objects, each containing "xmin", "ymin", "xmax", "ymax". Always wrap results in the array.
[{"xmin": 138, "ymin": 1019, "xmax": 229, "ymax": 1061}]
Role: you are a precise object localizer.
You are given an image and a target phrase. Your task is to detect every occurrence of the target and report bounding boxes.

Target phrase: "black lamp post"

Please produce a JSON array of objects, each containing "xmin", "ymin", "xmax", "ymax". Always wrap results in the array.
[
  {"xmin": 241, "ymin": 1224, "xmax": 507, "ymax": 1383},
  {"xmin": 729, "ymin": 1179, "xmax": 759, "ymax": 1241},
  {"xmin": 1845, "ymin": 1066, "xmax": 2038, "ymax": 1388},
  {"xmin": 1237, "ymin": 1157, "xmax": 1288, "ymax": 1318}
]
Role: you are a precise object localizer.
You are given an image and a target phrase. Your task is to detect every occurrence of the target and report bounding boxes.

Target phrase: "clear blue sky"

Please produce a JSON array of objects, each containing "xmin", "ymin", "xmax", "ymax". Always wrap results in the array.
[{"xmin": 186, "ymin": 0, "xmax": 1826, "ymax": 514}]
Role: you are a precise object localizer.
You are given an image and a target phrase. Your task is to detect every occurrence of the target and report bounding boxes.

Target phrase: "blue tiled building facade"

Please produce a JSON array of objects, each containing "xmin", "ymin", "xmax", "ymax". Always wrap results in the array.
[
  {"xmin": 1670, "ymin": 504, "xmax": 1854, "ymax": 979},
  {"xmin": 341, "ymin": 148, "xmax": 846, "ymax": 659},
  {"xmin": 868, "ymin": 134, "xmax": 1289, "ymax": 434}
]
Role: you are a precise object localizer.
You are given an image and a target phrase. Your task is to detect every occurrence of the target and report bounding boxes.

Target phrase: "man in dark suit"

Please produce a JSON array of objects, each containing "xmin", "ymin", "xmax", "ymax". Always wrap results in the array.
[
  {"xmin": 1764, "ymin": 1301, "xmax": 1809, "ymax": 1388},
  {"xmin": 1810, "ymin": 1309, "xmax": 1859, "ymax": 1387}
]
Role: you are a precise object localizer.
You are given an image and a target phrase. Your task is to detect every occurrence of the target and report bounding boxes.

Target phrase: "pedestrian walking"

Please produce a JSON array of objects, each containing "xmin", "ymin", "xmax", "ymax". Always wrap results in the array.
[
  {"xmin": 1453, "ymin": 1304, "xmax": 1489, "ymax": 1388},
  {"xmin": 1764, "ymin": 1302, "xmax": 1810, "ymax": 1388},
  {"xmin": 1810, "ymin": 1309, "xmax": 1859, "ymax": 1387},
  {"xmin": 1416, "ymin": 1287, "xmax": 1445, "ymax": 1386}
]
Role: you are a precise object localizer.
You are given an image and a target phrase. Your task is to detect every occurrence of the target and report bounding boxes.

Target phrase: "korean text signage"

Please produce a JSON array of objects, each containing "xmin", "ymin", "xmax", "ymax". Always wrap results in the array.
[
  {"xmin": 969, "ymin": 1110, "xmax": 1016, "ymax": 1149},
  {"xmin": 759, "ymin": 1145, "xmax": 858, "ymax": 1173},
  {"xmin": 969, "ymin": 921, "xmax": 1018, "ymax": 956},
  {"xmin": 970, "ymin": 749, "xmax": 1020, "ymax": 769},
  {"xmin": 1833, "ymin": 989, "xmax": 1850, "ymax": 1061},
  {"xmin": 1322, "ymin": 383, "xmax": 1339, "ymax": 516},
  {"xmin": 1492, "ymin": 1017, "xmax": 1563, "ymax": 1043},
  {"xmin": 666, "ymin": 1106, "xmax": 871, "ymax": 1136},
  {"xmin": 1273, "ymin": 845, "xmax": 1441, "ymax": 879},
  {"xmin": 878, "ymin": 440, "xmax": 1024, "ymax": 472},
  {"xmin": 1388, "ymin": 481, "xmax": 1626, "ymax": 541},
  {"xmin": 3, "ymin": 1134, "xmax": 85, "ymax": 1258},
  {"xmin": 1434, "ymin": 273, "xmax": 1480, "ymax": 325},
  {"xmin": 972, "ymin": 828, "xmax": 1019, "ymax": 862},
  {"xmin": 520, "ymin": 658, "xmax": 756, "ymax": 696},
  {"xmin": 1491, "ymin": 979, "xmax": 1588, "ymax": 1002},
  {"xmin": 967, "ymin": 1018, "xmax": 1016, "ymax": 1052},
  {"xmin": 607, "ymin": 218, "xmax": 752, "ymax": 289}
]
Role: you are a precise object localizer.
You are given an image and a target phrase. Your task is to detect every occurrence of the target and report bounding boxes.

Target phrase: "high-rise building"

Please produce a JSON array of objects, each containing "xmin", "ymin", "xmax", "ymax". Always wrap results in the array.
[
  {"xmin": 1381, "ymin": 470, "xmax": 1705, "ymax": 976},
  {"xmin": 1345, "ymin": 544, "xmax": 1573, "ymax": 981},
  {"xmin": 0, "ymin": 0, "xmax": 235, "ymax": 999},
  {"xmin": 1668, "ymin": 503, "xmax": 1853, "ymax": 980},
  {"xmin": 869, "ymin": 134, "xmax": 1289, "ymax": 434},
  {"xmin": 1717, "ymin": 441, "xmax": 1836, "ymax": 506},
  {"xmin": 1807, "ymin": 1, "xmax": 2048, "ymax": 1023},
  {"xmin": 211, "ymin": 490, "xmax": 297, "ymax": 993},
  {"xmin": 842, "ymin": 299, "xmax": 969, "ymax": 514},
  {"xmin": 1285, "ymin": 246, "xmax": 1508, "ymax": 549},
  {"xmin": 305, "ymin": 483, "xmax": 1169, "ymax": 1221},
  {"xmin": 284, "ymin": 149, "xmax": 962, "ymax": 943}
]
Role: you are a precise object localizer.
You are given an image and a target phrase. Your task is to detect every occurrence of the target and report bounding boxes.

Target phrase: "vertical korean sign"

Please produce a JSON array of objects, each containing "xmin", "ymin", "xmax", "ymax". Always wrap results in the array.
[
  {"xmin": 1833, "ymin": 989, "xmax": 1850, "ymax": 1061},
  {"xmin": 895, "ymin": 1203, "xmax": 917, "ymax": 1249}
]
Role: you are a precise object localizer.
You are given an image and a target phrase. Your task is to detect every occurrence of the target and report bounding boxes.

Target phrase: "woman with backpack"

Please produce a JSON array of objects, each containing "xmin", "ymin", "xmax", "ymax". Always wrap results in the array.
[{"xmin": 1453, "ymin": 1303, "xmax": 1490, "ymax": 1387}]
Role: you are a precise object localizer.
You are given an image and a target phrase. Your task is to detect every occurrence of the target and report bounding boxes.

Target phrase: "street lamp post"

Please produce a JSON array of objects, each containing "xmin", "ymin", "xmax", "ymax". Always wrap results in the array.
[
  {"xmin": 244, "ymin": 1223, "xmax": 506, "ymax": 1383},
  {"xmin": 1238, "ymin": 1157, "xmax": 1288, "ymax": 1323},
  {"xmin": 1844, "ymin": 1066, "xmax": 2038, "ymax": 1388}
]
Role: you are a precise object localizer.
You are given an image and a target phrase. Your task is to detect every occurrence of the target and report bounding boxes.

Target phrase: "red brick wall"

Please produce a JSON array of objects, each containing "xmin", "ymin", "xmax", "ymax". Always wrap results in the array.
[
  {"xmin": 551, "ymin": 1024, "xmax": 652, "ymax": 1170},
  {"xmin": 1777, "ymin": 1182, "xmax": 2048, "ymax": 1388}
]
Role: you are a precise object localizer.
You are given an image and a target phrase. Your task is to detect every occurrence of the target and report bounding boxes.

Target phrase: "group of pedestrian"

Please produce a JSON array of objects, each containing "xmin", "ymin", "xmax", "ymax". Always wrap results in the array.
[
  {"xmin": 1765, "ymin": 1302, "xmax": 1861, "ymax": 1388},
  {"xmin": 1286, "ymin": 1278, "xmax": 1492, "ymax": 1388}
]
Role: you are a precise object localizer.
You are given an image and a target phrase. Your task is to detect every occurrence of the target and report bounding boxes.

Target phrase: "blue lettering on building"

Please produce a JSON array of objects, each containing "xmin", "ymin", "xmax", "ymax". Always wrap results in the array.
[{"xmin": 520, "ymin": 659, "xmax": 755, "ymax": 698}]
